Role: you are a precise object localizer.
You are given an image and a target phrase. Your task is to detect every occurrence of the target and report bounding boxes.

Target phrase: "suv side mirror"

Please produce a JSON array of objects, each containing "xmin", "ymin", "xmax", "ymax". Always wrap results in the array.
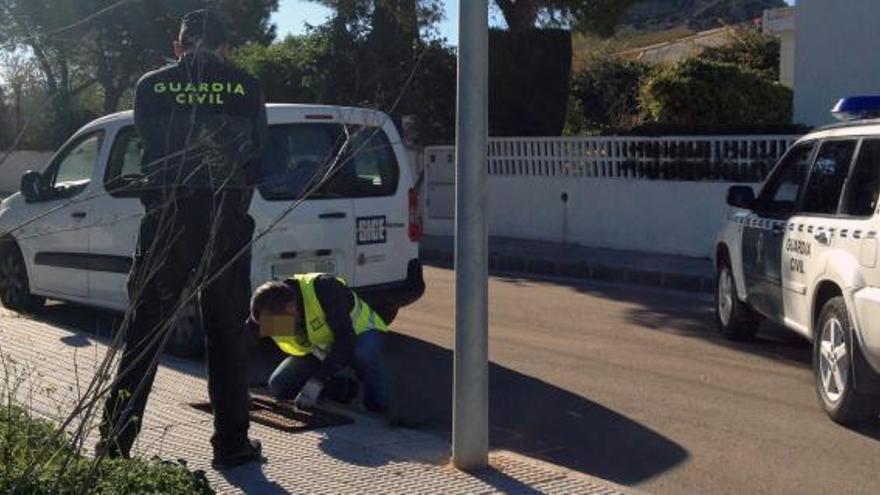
[
  {"xmin": 726, "ymin": 186, "xmax": 755, "ymax": 209},
  {"xmin": 20, "ymin": 170, "xmax": 45, "ymax": 202}
]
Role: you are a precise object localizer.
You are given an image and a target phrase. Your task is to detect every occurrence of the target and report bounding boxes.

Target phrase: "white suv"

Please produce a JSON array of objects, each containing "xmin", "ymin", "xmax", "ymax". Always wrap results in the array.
[
  {"xmin": 0, "ymin": 104, "xmax": 425, "ymax": 355},
  {"xmin": 715, "ymin": 111, "xmax": 880, "ymax": 425}
]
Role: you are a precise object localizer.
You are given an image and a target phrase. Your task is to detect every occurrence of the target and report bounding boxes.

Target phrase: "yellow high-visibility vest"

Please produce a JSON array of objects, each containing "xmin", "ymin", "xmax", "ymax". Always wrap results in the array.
[{"xmin": 272, "ymin": 273, "xmax": 389, "ymax": 357}]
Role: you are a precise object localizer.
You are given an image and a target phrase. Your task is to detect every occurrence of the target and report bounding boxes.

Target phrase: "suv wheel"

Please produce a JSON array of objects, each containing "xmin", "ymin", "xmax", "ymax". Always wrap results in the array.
[
  {"xmin": 0, "ymin": 241, "xmax": 45, "ymax": 313},
  {"xmin": 715, "ymin": 259, "xmax": 759, "ymax": 341},
  {"xmin": 814, "ymin": 297, "xmax": 880, "ymax": 425}
]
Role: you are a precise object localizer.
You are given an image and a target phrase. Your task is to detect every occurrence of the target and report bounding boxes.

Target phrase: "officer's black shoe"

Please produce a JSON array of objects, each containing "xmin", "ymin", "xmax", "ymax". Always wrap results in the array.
[{"xmin": 211, "ymin": 438, "xmax": 264, "ymax": 470}]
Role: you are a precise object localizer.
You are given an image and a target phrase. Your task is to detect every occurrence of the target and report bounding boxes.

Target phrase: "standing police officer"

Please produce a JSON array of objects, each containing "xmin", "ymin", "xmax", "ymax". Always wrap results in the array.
[{"xmin": 99, "ymin": 9, "xmax": 267, "ymax": 469}]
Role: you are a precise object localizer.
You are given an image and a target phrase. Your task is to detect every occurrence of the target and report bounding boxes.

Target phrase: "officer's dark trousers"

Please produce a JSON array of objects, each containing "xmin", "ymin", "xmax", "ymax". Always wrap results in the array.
[{"xmin": 100, "ymin": 191, "xmax": 255, "ymax": 457}]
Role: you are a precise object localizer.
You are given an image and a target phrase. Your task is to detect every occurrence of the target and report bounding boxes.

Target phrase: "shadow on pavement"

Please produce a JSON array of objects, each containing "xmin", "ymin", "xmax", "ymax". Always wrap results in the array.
[
  {"xmin": 852, "ymin": 423, "xmax": 880, "ymax": 442},
  {"xmin": 384, "ymin": 333, "xmax": 689, "ymax": 485},
  {"xmin": 496, "ymin": 273, "xmax": 814, "ymax": 369},
  {"xmin": 471, "ymin": 467, "xmax": 544, "ymax": 494},
  {"xmin": 216, "ymin": 462, "xmax": 291, "ymax": 495},
  {"xmin": 26, "ymin": 302, "xmax": 287, "ymax": 385}
]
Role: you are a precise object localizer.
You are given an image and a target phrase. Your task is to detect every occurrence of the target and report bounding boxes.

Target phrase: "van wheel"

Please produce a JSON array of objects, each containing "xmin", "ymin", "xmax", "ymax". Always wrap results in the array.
[
  {"xmin": 715, "ymin": 259, "xmax": 759, "ymax": 341},
  {"xmin": 0, "ymin": 240, "xmax": 45, "ymax": 313},
  {"xmin": 165, "ymin": 301, "xmax": 206, "ymax": 359},
  {"xmin": 814, "ymin": 297, "xmax": 880, "ymax": 425}
]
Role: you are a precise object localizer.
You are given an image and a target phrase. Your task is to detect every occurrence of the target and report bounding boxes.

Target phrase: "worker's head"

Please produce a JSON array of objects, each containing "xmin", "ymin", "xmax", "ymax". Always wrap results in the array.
[
  {"xmin": 250, "ymin": 281, "xmax": 301, "ymax": 337},
  {"xmin": 174, "ymin": 9, "xmax": 231, "ymax": 61}
]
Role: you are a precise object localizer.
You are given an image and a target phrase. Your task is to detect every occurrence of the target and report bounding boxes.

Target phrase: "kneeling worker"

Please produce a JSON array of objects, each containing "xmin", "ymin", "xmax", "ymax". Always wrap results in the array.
[{"xmin": 249, "ymin": 274, "xmax": 389, "ymax": 412}]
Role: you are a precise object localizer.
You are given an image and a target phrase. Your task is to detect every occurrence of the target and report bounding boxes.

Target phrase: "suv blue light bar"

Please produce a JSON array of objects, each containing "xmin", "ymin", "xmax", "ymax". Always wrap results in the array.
[{"xmin": 831, "ymin": 96, "xmax": 880, "ymax": 121}]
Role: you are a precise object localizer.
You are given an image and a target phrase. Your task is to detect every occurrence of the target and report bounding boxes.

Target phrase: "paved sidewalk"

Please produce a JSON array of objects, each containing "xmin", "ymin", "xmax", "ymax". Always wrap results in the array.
[
  {"xmin": 0, "ymin": 308, "xmax": 642, "ymax": 494},
  {"xmin": 421, "ymin": 235, "xmax": 714, "ymax": 293}
]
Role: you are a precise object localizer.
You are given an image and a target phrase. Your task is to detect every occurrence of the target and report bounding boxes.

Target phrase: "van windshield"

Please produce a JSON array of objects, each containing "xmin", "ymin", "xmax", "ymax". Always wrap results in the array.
[{"xmin": 258, "ymin": 123, "xmax": 399, "ymax": 201}]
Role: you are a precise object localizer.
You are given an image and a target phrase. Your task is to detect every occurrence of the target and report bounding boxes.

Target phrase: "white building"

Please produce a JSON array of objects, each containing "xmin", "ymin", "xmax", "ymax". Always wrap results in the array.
[
  {"xmin": 789, "ymin": 0, "xmax": 880, "ymax": 126},
  {"xmin": 762, "ymin": 7, "xmax": 795, "ymax": 88}
]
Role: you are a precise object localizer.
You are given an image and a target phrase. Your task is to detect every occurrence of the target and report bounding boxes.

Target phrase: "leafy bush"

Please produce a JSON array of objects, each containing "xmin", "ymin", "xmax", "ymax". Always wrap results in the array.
[
  {"xmin": 640, "ymin": 58, "xmax": 792, "ymax": 126},
  {"xmin": 0, "ymin": 406, "xmax": 213, "ymax": 495},
  {"xmin": 698, "ymin": 26, "xmax": 781, "ymax": 81},
  {"xmin": 566, "ymin": 55, "xmax": 653, "ymax": 134}
]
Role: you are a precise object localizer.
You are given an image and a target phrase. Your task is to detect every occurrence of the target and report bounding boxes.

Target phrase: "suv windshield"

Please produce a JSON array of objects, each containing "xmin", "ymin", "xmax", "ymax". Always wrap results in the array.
[{"xmin": 258, "ymin": 123, "xmax": 399, "ymax": 201}]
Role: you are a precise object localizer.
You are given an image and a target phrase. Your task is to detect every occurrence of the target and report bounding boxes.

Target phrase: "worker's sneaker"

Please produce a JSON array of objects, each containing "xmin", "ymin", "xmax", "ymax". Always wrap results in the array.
[{"xmin": 211, "ymin": 438, "xmax": 264, "ymax": 470}]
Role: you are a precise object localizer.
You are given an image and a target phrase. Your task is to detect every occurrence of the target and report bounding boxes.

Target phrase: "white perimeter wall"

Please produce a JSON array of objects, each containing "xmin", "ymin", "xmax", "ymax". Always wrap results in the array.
[{"xmin": 425, "ymin": 176, "xmax": 757, "ymax": 259}]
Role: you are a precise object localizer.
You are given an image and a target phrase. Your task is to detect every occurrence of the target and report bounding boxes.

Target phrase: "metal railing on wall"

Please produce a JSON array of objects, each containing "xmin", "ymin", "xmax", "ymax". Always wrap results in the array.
[{"xmin": 426, "ymin": 135, "xmax": 800, "ymax": 183}]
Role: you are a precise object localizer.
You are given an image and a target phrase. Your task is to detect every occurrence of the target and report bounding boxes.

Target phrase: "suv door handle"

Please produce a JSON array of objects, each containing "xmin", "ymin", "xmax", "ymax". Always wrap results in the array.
[
  {"xmin": 71, "ymin": 211, "xmax": 87, "ymax": 219},
  {"xmin": 814, "ymin": 232, "xmax": 830, "ymax": 245},
  {"xmin": 319, "ymin": 212, "xmax": 347, "ymax": 219}
]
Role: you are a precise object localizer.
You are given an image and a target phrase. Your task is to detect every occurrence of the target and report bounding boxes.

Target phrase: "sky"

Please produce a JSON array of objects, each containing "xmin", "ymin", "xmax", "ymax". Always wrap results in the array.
[
  {"xmin": 271, "ymin": 0, "xmax": 796, "ymax": 46},
  {"xmin": 272, "ymin": 1, "xmax": 461, "ymax": 44}
]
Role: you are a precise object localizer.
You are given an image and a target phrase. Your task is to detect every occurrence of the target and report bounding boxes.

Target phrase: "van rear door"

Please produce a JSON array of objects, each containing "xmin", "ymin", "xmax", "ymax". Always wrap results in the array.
[
  {"xmin": 251, "ymin": 123, "xmax": 356, "ymax": 284},
  {"xmin": 347, "ymin": 127, "xmax": 410, "ymax": 286}
]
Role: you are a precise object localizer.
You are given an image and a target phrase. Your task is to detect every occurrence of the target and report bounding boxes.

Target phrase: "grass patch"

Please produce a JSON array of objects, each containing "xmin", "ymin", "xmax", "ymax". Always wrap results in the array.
[{"xmin": 0, "ymin": 406, "xmax": 213, "ymax": 494}]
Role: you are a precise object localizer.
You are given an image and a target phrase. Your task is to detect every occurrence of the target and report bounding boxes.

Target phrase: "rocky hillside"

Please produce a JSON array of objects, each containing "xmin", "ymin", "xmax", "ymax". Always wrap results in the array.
[{"xmin": 622, "ymin": 0, "xmax": 787, "ymax": 31}]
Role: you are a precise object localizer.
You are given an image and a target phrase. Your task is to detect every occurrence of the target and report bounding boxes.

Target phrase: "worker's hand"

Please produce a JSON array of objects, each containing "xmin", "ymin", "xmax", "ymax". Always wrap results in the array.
[{"xmin": 294, "ymin": 378, "xmax": 324, "ymax": 410}]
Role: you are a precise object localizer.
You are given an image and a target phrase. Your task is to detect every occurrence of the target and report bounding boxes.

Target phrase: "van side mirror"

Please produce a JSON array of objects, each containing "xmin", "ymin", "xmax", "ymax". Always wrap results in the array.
[
  {"xmin": 20, "ymin": 170, "xmax": 45, "ymax": 202},
  {"xmin": 726, "ymin": 186, "xmax": 755, "ymax": 209}
]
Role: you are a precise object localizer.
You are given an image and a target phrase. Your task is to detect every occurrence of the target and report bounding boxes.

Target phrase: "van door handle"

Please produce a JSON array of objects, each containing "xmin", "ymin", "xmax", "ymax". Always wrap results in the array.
[
  {"xmin": 814, "ymin": 232, "xmax": 830, "ymax": 245},
  {"xmin": 319, "ymin": 212, "xmax": 347, "ymax": 219},
  {"xmin": 71, "ymin": 211, "xmax": 87, "ymax": 219}
]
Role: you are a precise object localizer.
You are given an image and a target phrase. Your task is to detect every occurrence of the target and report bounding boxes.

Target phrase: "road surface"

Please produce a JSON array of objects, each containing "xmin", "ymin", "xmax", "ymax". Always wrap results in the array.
[{"xmin": 387, "ymin": 266, "xmax": 880, "ymax": 495}]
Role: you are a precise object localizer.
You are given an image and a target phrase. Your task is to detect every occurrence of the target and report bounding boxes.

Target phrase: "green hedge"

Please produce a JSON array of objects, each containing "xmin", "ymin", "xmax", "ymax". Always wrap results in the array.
[
  {"xmin": 490, "ymin": 29, "xmax": 572, "ymax": 136},
  {"xmin": 640, "ymin": 58, "xmax": 792, "ymax": 126},
  {"xmin": 567, "ymin": 56, "xmax": 653, "ymax": 133},
  {"xmin": 0, "ymin": 407, "xmax": 213, "ymax": 494}
]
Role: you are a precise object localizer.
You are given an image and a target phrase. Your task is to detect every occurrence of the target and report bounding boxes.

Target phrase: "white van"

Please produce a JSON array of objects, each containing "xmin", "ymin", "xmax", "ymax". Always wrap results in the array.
[{"xmin": 0, "ymin": 104, "xmax": 425, "ymax": 355}]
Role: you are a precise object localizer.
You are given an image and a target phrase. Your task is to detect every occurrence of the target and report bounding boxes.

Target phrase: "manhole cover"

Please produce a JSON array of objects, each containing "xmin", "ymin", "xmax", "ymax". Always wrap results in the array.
[{"xmin": 190, "ymin": 397, "xmax": 352, "ymax": 433}]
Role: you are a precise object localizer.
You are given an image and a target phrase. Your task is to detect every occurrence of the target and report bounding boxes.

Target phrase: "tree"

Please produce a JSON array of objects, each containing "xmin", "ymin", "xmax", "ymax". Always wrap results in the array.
[
  {"xmin": 231, "ymin": 36, "xmax": 325, "ymax": 104},
  {"xmin": 299, "ymin": 0, "xmax": 454, "ymax": 144},
  {"xmin": 0, "ymin": 0, "xmax": 280, "ymax": 129},
  {"xmin": 0, "ymin": 0, "xmax": 96, "ymax": 145},
  {"xmin": 78, "ymin": 0, "xmax": 279, "ymax": 115},
  {"xmin": 494, "ymin": 0, "xmax": 634, "ymax": 34}
]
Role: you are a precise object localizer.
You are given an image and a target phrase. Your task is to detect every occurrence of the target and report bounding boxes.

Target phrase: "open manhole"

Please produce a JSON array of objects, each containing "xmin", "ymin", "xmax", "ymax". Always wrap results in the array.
[{"xmin": 190, "ymin": 397, "xmax": 352, "ymax": 433}]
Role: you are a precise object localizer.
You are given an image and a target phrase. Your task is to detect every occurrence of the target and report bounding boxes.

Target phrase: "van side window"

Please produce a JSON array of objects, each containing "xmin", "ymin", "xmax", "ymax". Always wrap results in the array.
[
  {"xmin": 842, "ymin": 138, "xmax": 880, "ymax": 216},
  {"xmin": 258, "ymin": 124, "xmax": 399, "ymax": 201},
  {"xmin": 104, "ymin": 126, "xmax": 145, "ymax": 197},
  {"xmin": 800, "ymin": 139, "xmax": 857, "ymax": 215},
  {"xmin": 335, "ymin": 130, "xmax": 399, "ymax": 198},
  {"xmin": 38, "ymin": 131, "xmax": 104, "ymax": 201},
  {"xmin": 756, "ymin": 142, "xmax": 814, "ymax": 216}
]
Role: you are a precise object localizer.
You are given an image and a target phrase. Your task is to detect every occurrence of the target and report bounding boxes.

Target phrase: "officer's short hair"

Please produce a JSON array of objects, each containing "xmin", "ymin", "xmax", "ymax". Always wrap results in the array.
[
  {"xmin": 179, "ymin": 9, "xmax": 230, "ymax": 51},
  {"xmin": 250, "ymin": 281, "xmax": 296, "ymax": 322}
]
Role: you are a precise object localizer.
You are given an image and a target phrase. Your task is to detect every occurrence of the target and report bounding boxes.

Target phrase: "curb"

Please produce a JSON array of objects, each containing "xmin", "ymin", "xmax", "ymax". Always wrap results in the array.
[{"xmin": 420, "ymin": 248, "xmax": 714, "ymax": 294}]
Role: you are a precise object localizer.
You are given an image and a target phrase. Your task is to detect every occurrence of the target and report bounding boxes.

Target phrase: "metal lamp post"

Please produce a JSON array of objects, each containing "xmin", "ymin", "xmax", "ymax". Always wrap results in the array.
[{"xmin": 452, "ymin": 0, "xmax": 489, "ymax": 471}]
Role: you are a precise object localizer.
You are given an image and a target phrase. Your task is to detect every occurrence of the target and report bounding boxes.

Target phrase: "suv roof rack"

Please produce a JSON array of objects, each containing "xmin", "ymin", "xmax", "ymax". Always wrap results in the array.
[{"xmin": 814, "ymin": 118, "xmax": 880, "ymax": 132}]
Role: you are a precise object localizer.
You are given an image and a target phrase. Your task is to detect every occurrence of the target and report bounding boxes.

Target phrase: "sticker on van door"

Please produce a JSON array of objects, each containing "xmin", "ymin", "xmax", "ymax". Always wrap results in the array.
[{"xmin": 357, "ymin": 216, "xmax": 387, "ymax": 245}]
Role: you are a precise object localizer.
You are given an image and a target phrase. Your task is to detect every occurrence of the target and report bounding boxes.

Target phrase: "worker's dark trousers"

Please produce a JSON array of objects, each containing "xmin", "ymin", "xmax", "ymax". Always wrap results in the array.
[{"xmin": 100, "ymin": 191, "xmax": 255, "ymax": 458}]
